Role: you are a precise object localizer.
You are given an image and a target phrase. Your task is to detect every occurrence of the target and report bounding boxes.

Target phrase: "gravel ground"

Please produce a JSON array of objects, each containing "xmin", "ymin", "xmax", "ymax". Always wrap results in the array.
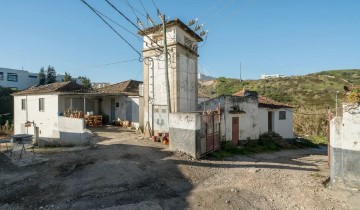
[{"xmin": 0, "ymin": 127, "xmax": 359, "ymax": 210}]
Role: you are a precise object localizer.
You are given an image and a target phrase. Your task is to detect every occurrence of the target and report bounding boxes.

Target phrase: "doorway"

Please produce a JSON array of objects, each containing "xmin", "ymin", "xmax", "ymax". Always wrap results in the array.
[
  {"xmin": 232, "ymin": 117, "xmax": 239, "ymax": 145},
  {"xmin": 110, "ymin": 98, "xmax": 115, "ymax": 122},
  {"xmin": 268, "ymin": 111, "xmax": 273, "ymax": 132}
]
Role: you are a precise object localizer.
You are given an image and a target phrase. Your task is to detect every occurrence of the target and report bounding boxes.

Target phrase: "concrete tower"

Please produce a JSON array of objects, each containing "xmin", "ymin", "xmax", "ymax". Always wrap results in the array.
[{"xmin": 139, "ymin": 19, "xmax": 203, "ymax": 135}]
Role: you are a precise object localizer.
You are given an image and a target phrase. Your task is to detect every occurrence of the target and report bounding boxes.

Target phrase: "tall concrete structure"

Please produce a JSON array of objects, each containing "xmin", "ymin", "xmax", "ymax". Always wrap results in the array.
[{"xmin": 139, "ymin": 19, "xmax": 203, "ymax": 134}]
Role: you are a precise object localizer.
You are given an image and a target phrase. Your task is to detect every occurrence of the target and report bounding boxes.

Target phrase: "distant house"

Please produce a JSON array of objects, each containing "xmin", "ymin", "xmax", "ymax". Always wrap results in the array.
[
  {"xmin": 0, "ymin": 67, "xmax": 80, "ymax": 90},
  {"xmin": 13, "ymin": 80, "xmax": 142, "ymax": 146},
  {"xmin": 260, "ymin": 74, "xmax": 286, "ymax": 79},
  {"xmin": 198, "ymin": 89, "xmax": 294, "ymax": 144},
  {"xmin": 91, "ymin": 82, "xmax": 111, "ymax": 89},
  {"xmin": 0, "ymin": 67, "xmax": 39, "ymax": 90}
]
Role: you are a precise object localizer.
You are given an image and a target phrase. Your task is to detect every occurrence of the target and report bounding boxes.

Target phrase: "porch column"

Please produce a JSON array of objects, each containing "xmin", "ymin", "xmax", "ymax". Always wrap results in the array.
[{"xmin": 83, "ymin": 96, "xmax": 86, "ymax": 129}]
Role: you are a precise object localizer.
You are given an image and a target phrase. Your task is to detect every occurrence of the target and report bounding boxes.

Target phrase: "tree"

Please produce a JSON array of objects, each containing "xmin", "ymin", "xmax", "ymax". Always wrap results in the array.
[
  {"xmin": 63, "ymin": 72, "xmax": 73, "ymax": 82},
  {"xmin": 78, "ymin": 76, "xmax": 92, "ymax": 88},
  {"xmin": 46, "ymin": 65, "xmax": 57, "ymax": 84},
  {"xmin": 38, "ymin": 67, "xmax": 46, "ymax": 85}
]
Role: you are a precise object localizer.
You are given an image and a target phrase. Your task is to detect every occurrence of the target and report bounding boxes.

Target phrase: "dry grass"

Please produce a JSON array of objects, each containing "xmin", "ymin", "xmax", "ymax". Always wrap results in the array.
[
  {"xmin": 293, "ymin": 107, "xmax": 328, "ymax": 137},
  {"xmin": 0, "ymin": 121, "xmax": 14, "ymax": 137}
]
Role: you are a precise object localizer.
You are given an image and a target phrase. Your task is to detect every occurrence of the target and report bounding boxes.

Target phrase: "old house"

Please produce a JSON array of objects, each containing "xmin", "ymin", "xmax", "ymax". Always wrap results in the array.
[
  {"xmin": 13, "ymin": 80, "xmax": 142, "ymax": 146},
  {"xmin": 197, "ymin": 89, "xmax": 294, "ymax": 144}
]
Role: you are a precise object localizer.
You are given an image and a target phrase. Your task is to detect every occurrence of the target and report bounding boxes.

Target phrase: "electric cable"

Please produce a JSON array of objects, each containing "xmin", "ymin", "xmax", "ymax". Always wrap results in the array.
[{"xmin": 81, "ymin": 0, "xmax": 142, "ymax": 60}]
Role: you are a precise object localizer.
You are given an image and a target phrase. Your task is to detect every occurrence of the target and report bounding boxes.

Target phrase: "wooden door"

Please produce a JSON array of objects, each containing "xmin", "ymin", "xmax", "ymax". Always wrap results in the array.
[
  {"xmin": 268, "ymin": 112, "xmax": 273, "ymax": 132},
  {"xmin": 232, "ymin": 117, "xmax": 239, "ymax": 145}
]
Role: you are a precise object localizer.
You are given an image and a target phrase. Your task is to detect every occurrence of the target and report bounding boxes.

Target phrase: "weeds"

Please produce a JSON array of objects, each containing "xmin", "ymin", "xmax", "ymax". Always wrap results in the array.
[
  {"xmin": 0, "ymin": 120, "xmax": 14, "ymax": 136},
  {"xmin": 208, "ymin": 137, "xmax": 281, "ymax": 160}
]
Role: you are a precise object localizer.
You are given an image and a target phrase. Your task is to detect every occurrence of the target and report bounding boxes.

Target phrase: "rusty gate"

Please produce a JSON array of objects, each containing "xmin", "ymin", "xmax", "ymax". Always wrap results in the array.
[{"xmin": 200, "ymin": 106, "xmax": 221, "ymax": 156}]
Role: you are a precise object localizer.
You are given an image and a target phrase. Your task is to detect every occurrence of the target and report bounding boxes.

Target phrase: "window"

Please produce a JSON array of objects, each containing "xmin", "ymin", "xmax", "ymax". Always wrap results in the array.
[
  {"xmin": 21, "ymin": 99, "xmax": 26, "ymax": 110},
  {"xmin": 39, "ymin": 98, "xmax": 45, "ymax": 111},
  {"xmin": 29, "ymin": 75, "xmax": 37, "ymax": 78},
  {"xmin": 279, "ymin": 111, "xmax": 286, "ymax": 120},
  {"xmin": 7, "ymin": 73, "xmax": 18, "ymax": 82},
  {"xmin": 0, "ymin": 72, "xmax": 3, "ymax": 80}
]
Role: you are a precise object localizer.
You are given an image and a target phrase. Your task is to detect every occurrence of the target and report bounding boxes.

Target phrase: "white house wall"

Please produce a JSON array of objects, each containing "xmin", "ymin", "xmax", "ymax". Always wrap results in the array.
[
  {"xmin": 258, "ymin": 108, "xmax": 269, "ymax": 135},
  {"xmin": 273, "ymin": 109, "xmax": 294, "ymax": 138},
  {"xmin": 14, "ymin": 94, "xmax": 59, "ymax": 138}
]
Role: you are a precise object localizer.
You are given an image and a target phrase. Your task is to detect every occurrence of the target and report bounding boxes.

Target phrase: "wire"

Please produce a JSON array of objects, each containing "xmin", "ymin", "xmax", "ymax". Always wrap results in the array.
[
  {"xmin": 151, "ymin": 0, "xmax": 160, "ymax": 12},
  {"xmin": 138, "ymin": 0, "xmax": 149, "ymax": 16},
  {"xmin": 74, "ymin": 58, "xmax": 138, "ymax": 70},
  {"xmin": 93, "ymin": 7, "xmax": 143, "ymax": 41},
  {"xmin": 105, "ymin": 0, "xmax": 164, "ymax": 50},
  {"xmin": 117, "ymin": 0, "xmax": 146, "ymax": 18},
  {"xmin": 81, "ymin": 0, "xmax": 142, "ymax": 59}
]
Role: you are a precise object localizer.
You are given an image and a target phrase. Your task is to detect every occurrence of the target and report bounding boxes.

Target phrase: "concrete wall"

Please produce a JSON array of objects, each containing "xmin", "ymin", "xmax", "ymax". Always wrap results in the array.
[
  {"xmin": 330, "ymin": 103, "xmax": 360, "ymax": 188},
  {"xmin": 169, "ymin": 113, "xmax": 201, "ymax": 159}
]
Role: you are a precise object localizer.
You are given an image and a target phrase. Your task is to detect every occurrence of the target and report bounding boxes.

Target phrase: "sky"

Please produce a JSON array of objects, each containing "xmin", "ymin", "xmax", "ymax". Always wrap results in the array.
[{"xmin": 0, "ymin": 0, "xmax": 359, "ymax": 83}]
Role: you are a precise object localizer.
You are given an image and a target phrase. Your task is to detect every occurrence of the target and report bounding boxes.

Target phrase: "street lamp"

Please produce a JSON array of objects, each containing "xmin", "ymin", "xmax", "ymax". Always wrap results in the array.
[{"xmin": 336, "ymin": 91, "xmax": 339, "ymax": 117}]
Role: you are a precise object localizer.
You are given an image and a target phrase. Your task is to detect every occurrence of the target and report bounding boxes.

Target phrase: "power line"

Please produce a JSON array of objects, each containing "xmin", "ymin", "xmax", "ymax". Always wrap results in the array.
[
  {"xmin": 74, "ymin": 58, "xmax": 138, "ymax": 70},
  {"xmin": 117, "ymin": 0, "xmax": 146, "ymax": 18},
  {"xmin": 105, "ymin": 0, "xmax": 164, "ymax": 50},
  {"xmin": 93, "ymin": 7, "xmax": 143, "ymax": 41},
  {"xmin": 81, "ymin": 0, "xmax": 142, "ymax": 59}
]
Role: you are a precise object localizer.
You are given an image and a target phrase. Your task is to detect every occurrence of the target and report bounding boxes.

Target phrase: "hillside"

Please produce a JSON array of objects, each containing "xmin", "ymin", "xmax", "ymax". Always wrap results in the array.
[{"xmin": 199, "ymin": 69, "xmax": 360, "ymax": 109}]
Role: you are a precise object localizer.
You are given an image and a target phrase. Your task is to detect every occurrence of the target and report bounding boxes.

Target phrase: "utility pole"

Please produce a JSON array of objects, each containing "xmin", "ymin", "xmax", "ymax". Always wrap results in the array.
[{"xmin": 163, "ymin": 15, "xmax": 171, "ymax": 114}]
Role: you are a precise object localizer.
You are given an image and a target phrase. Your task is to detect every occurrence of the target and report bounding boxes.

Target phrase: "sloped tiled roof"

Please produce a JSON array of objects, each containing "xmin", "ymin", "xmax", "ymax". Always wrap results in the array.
[
  {"xmin": 233, "ymin": 88, "xmax": 293, "ymax": 109},
  {"xmin": 258, "ymin": 96, "xmax": 294, "ymax": 109},
  {"xmin": 96, "ymin": 80, "xmax": 143, "ymax": 96},
  {"xmin": 13, "ymin": 82, "xmax": 94, "ymax": 96}
]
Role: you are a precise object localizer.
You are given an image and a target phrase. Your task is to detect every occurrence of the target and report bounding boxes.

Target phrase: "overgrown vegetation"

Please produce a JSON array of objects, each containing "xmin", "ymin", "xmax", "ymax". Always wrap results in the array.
[
  {"xmin": 0, "ymin": 120, "xmax": 14, "ymax": 136},
  {"xmin": 200, "ymin": 69, "xmax": 360, "ymax": 138},
  {"xmin": 0, "ymin": 86, "xmax": 15, "ymax": 126},
  {"xmin": 208, "ymin": 136, "xmax": 281, "ymax": 160}
]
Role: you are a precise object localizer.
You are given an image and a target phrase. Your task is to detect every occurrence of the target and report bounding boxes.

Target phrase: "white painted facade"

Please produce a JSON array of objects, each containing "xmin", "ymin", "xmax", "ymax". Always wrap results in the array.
[
  {"xmin": 0, "ymin": 67, "xmax": 39, "ymax": 90},
  {"xmin": 258, "ymin": 108, "xmax": 294, "ymax": 138},
  {"xmin": 198, "ymin": 95, "xmax": 295, "ymax": 141},
  {"xmin": 14, "ymin": 93, "xmax": 142, "ymax": 142}
]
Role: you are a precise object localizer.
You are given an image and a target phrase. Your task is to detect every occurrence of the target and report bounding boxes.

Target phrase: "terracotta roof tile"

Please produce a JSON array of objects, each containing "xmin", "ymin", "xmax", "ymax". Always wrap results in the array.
[
  {"xmin": 96, "ymin": 80, "xmax": 143, "ymax": 96},
  {"xmin": 13, "ymin": 82, "xmax": 94, "ymax": 96},
  {"xmin": 258, "ymin": 96, "xmax": 294, "ymax": 109}
]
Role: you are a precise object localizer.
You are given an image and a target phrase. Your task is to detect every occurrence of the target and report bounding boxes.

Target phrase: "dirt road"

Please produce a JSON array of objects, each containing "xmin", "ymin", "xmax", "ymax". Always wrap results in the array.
[{"xmin": 0, "ymin": 127, "xmax": 359, "ymax": 209}]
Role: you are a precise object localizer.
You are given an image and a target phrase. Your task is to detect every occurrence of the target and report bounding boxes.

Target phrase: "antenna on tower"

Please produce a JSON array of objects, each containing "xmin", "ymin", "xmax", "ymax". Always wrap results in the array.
[
  {"xmin": 194, "ymin": 23, "xmax": 204, "ymax": 31},
  {"xmin": 137, "ymin": 18, "xmax": 145, "ymax": 30},
  {"xmin": 188, "ymin": 18, "xmax": 198, "ymax": 27},
  {"xmin": 199, "ymin": 30, "xmax": 208, "ymax": 37},
  {"xmin": 147, "ymin": 14, "xmax": 155, "ymax": 26},
  {"xmin": 157, "ymin": 9, "xmax": 162, "ymax": 20}
]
